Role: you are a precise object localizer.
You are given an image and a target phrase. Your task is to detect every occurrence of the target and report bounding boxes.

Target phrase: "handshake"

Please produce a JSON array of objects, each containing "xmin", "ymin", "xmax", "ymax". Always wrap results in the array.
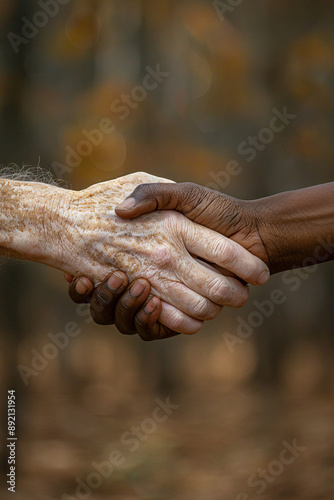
[{"xmin": 1, "ymin": 171, "xmax": 333, "ymax": 341}]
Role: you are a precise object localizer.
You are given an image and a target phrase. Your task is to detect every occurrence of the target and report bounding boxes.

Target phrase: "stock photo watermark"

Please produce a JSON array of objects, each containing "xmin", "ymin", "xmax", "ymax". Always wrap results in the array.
[
  {"xmin": 61, "ymin": 397, "xmax": 179, "ymax": 500},
  {"xmin": 236, "ymin": 439, "xmax": 306, "ymax": 499},
  {"xmin": 206, "ymin": 107, "xmax": 296, "ymax": 191},
  {"xmin": 223, "ymin": 236, "xmax": 334, "ymax": 353},
  {"xmin": 7, "ymin": 0, "xmax": 72, "ymax": 54},
  {"xmin": 17, "ymin": 321, "xmax": 82, "ymax": 386},
  {"xmin": 16, "ymin": 299, "xmax": 96, "ymax": 386},
  {"xmin": 51, "ymin": 65, "xmax": 170, "ymax": 177},
  {"xmin": 7, "ymin": 390, "xmax": 17, "ymax": 493}
]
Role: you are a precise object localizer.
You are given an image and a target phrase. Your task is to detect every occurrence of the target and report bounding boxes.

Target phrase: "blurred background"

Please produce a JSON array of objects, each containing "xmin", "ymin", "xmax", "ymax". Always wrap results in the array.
[{"xmin": 0, "ymin": 0, "xmax": 334, "ymax": 498}]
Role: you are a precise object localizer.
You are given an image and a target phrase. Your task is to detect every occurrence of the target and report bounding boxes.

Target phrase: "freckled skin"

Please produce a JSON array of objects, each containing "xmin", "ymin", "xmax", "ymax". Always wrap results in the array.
[
  {"xmin": 0, "ymin": 172, "xmax": 174, "ymax": 280},
  {"xmin": 0, "ymin": 171, "xmax": 266, "ymax": 320},
  {"xmin": 0, "ymin": 173, "xmax": 210, "ymax": 315},
  {"xmin": 59, "ymin": 173, "xmax": 207, "ymax": 304},
  {"xmin": 60, "ymin": 174, "xmax": 177, "ymax": 282}
]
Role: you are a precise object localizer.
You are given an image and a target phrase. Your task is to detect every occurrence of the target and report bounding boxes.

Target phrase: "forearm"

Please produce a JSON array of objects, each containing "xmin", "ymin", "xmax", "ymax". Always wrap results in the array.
[
  {"xmin": 0, "ymin": 172, "xmax": 169, "ymax": 282},
  {"xmin": 254, "ymin": 183, "xmax": 334, "ymax": 274},
  {"xmin": 0, "ymin": 178, "xmax": 70, "ymax": 268}
]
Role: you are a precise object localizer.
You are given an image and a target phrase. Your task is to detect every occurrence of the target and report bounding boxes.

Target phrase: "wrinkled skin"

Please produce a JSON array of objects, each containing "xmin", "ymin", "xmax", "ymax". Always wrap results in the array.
[
  {"xmin": 67, "ymin": 174, "xmax": 269, "ymax": 337},
  {"xmin": 66, "ymin": 272, "xmax": 174, "ymax": 341},
  {"xmin": 70, "ymin": 179, "xmax": 334, "ymax": 340},
  {"xmin": 115, "ymin": 181, "xmax": 270, "ymax": 265}
]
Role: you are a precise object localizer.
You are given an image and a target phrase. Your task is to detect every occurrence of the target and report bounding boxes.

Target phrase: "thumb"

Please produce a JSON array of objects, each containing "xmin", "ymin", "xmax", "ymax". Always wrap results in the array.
[{"xmin": 116, "ymin": 182, "xmax": 187, "ymax": 219}]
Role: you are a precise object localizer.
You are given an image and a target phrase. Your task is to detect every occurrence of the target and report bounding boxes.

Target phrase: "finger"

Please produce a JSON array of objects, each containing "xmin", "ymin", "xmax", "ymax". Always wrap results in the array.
[
  {"xmin": 158, "ymin": 302, "xmax": 204, "ymax": 335},
  {"xmin": 116, "ymin": 183, "xmax": 184, "ymax": 218},
  {"xmin": 115, "ymin": 181, "xmax": 224, "ymax": 222},
  {"xmin": 134, "ymin": 297, "xmax": 180, "ymax": 341},
  {"xmin": 194, "ymin": 258, "xmax": 241, "ymax": 281},
  {"xmin": 149, "ymin": 276, "xmax": 224, "ymax": 321},
  {"xmin": 64, "ymin": 273, "xmax": 74, "ymax": 283},
  {"xmin": 69, "ymin": 277, "xmax": 94, "ymax": 304},
  {"xmin": 185, "ymin": 222, "xmax": 270, "ymax": 286},
  {"xmin": 175, "ymin": 256, "xmax": 249, "ymax": 308},
  {"xmin": 114, "ymin": 279, "xmax": 151, "ymax": 334},
  {"xmin": 90, "ymin": 271, "xmax": 129, "ymax": 325}
]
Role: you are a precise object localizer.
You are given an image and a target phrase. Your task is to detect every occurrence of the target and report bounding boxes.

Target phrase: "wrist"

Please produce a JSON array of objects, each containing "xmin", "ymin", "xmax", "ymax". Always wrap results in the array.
[
  {"xmin": 33, "ymin": 184, "xmax": 75, "ymax": 269},
  {"xmin": 249, "ymin": 197, "xmax": 286, "ymax": 274},
  {"xmin": 222, "ymin": 197, "xmax": 272, "ymax": 269},
  {"xmin": 0, "ymin": 179, "xmax": 74, "ymax": 268},
  {"xmin": 250, "ymin": 185, "xmax": 334, "ymax": 274}
]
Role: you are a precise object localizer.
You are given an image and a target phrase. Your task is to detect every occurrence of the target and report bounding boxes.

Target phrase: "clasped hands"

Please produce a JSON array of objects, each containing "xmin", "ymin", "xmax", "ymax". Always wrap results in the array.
[{"xmin": 64, "ymin": 172, "xmax": 270, "ymax": 341}]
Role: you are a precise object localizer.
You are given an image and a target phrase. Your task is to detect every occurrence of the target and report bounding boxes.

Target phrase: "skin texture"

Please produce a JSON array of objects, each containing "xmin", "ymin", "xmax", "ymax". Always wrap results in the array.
[
  {"xmin": 75, "ymin": 180, "xmax": 334, "ymax": 340},
  {"xmin": 67, "ymin": 272, "xmax": 175, "ymax": 341},
  {"xmin": 0, "ymin": 173, "xmax": 269, "ymax": 336},
  {"xmin": 115, "ymin": 181, "xmax": 334, "ymax": 273}
]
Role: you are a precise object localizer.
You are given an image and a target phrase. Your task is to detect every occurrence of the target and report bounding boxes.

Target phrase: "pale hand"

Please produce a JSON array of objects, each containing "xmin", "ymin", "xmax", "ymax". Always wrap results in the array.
[{"xmin": 0, "ymin": 172, "xmax": 269, "ymax": 334}]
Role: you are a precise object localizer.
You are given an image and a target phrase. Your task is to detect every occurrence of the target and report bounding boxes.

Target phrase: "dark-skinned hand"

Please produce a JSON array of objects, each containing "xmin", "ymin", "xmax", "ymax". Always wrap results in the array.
[
  {"xmin": 115, "ymin": 182, "xmax": 271, "ymax": 268},
  {"xmin": 115, "ymin": 181, "xmax": 334, "ymax": 274},
  {"xmin": 66, "ymin": 182, "xmax": 268, "ymax": 340},
  {"xmin": 68, "ymin": 179, "xmax": 334, "ymax": 340},
  {"xmin": 65, "ymin": 272, "xmax": 180, "ymax": 342}
]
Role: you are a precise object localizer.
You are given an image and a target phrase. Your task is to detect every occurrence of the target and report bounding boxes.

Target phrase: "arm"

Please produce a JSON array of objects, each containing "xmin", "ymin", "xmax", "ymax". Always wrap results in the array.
[
  {"xmin": 0, "ymin": 175, "xmax": 171, "ymax": 341},
  {"xmin": 0, "ymin": 172, "xmax": 269, "ymax": 336},
  {"xmin": 252, "ymin": 183, "xmax": 334, "ymax": 273},
  {"xmin": 72, "ymin": 181, "xmax": 334, "ymax": 340},
  {"xmin": 0, "ymin": 177, "xmax": 68, "ymax": 268},
  {"xmin": 115, "ymin": 181, "xmax": 334, "ymax": 274}
]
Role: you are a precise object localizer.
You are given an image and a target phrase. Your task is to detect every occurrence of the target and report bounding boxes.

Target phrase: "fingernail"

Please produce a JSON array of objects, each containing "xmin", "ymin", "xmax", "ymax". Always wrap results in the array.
[
  {"xmin": 130, "ymin": 281, "xmax": 147, "ymax": 297},
  {"xmin": 75, "ymin": 279, "xmax": 89, "ymax": 295},
  {"xmin": 257, "ymin": 270, "xmax": 270, "ymax": 285},
  {"xmin": 107, "ymin": 272, "xmax": 125, "ymax": 291},
  {"xmin": 144, "ymin": 298, "xmax": 158, "ymax": 314},
  {"xmin": 117, "ymin": 198, "xmax": 136, "ymax": 211}
]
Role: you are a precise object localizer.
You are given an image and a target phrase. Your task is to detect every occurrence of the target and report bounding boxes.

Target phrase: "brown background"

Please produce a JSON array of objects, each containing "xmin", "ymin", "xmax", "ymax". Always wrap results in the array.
[{"xmin": 0, "ymin": 1, "xmax": 334, "ymax": 498}]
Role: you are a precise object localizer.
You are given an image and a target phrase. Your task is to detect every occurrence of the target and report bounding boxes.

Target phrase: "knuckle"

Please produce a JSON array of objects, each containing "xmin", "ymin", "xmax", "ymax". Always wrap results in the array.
[
  {"xmin": 192, "ymin": 297, "xmax": 209, "ymax": 318},
  {"xmin": 132, "ymin": 182, "xmax": 155, "ymax": 200},
  {"xmin": 166, "ymin": 311, "xmax": 202, "ymax": 335},
  {"xmin": 167, "ymin": 310, "xmax": 186, "ymax": 332},
  {"xmin": 209, "ymin": 277, "xmax": 231, "ymax": 304},
  {"xmin": 162, "ymin": 211, "xmax": 185, "ymax": 235},
  {"xmin": 212, "ymin": 237, "xmax": 235, "ymax": 266},
  {"xmin": 95, "ymin": 287, "xmax": 112, "ymax": 305},
  {"xmin": 181, "ymin": 182, "xmax": 201, "ymax": 198},
  {"xmin": 209, "ymin": 277, "xmax": 249, "ymax": 308},
  {"xmin": 192, "ymin": 297, "xmax": 219, "ymax": 321},
  {"xmin": 181, "ymin": 182, "xmax": 207, "ymax": 207}
]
